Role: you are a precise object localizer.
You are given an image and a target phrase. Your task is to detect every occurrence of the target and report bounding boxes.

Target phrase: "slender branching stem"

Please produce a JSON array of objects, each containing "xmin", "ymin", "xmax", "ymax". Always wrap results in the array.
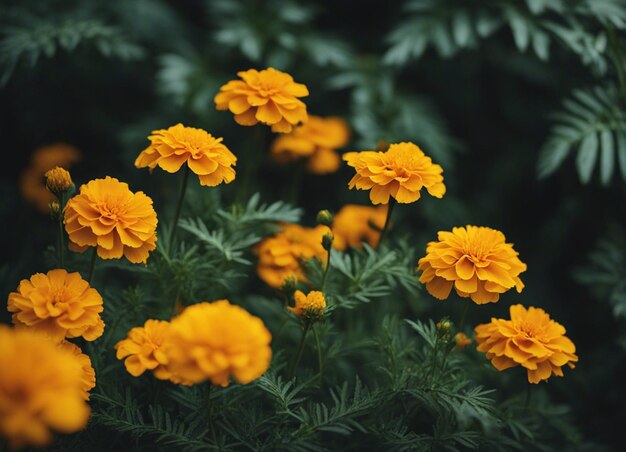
[
  {"xmin": 313, "ymin": 325, "xmax": 323, "ymax": 385},
  {"xmin": 378, "ymin": 198, "xmax": 397, "ymax": 246},
  {"xmin": 288, "ymin": 321, "xmax": 311, "ymax": 379},
  {"xmin": 237, "ymin": 126, "xmax": 265, "ymax": 203},
  {"xmin": 169, "ymin": 165, "xmax": 190, "ymax": 248},
  {"xmin": 459, "ymin": 300, "xmax": 470, "ymax": 332},
  {"xmin": 206, "ymin": 384, "xmax": 217, "ymax": 445},
  {"xmin": 87, "ymin": 248, "xmax": 97, "ymax": 284},
  {"xmin": 321, "ymin": 246, "xmax": 332, "ymax": 292}
]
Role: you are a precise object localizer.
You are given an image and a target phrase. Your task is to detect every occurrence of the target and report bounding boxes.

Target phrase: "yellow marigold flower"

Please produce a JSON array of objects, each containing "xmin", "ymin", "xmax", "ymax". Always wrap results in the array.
[
  {"xmin": 271, "ymin": 115, "xmax": 350, "ymax": 174},
  {"xmin": 475, "ymin": 305, "xmax": 578, "ymax": 384},
  {"xmin": 166, "ymin": 300, "xmax": 272, "ymax": 387},
  {"xmin": 332, "ymin": 204, "xmax": 387, "ymax": 250},
  {"xmin": 115, "ymin": 320, "xmax": 175, "ymax": 381},
  {"xmin": 343, "ymin": 142, "xmax": 445, "ymax": 205},
  {"xmin": 135, "ymin": 123, "xmax": 237, "ymax": 186},
  {"xmin": 0, "ymin": 325, "xmax": 90, "ymax": 449},
  {"xmin": 417, "ymin": 225, "xmax": 527, "ymax": 304},
  {"xmin": 8, "ymin": 269, "xmax": 104, "ymax": 342},
  {"xmin": 58, "ymin": 341, "xmax": 96, "ymax": 399},
  {"xmin": 20, "ymin": 143, "xmax": 81, "ymax": 213},
  {"xmin": 255, "ymin": 223, "xmax": 328, "ymax": 288},
  {"xmin": 64, "ymin": 176, "xmax": 158, "ymax": 264},
  {"xmin": 214, "ymin": 67, "xmax": 309, "ymax": 133},
  {"xmin": 45, "ymin": 166, "xmax": 73, "ymax": 195},
  {"xmin": 289, "ymin": 290, "xmax": 326, "ymax": 320},
  {"xmin": 454, "ymin": 332, "xmax": 472, "ymax": 349}
]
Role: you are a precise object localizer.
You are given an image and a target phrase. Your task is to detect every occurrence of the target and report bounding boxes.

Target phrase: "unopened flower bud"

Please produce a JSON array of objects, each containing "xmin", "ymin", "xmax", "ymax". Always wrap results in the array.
[
  {"xmin": 281, "ymin": 274, "xmax": 298, "ymax": 296},
  {"xmin": 322, "ymin": 232, "xmax": 334, "ymax": 251},
  {"xmin": 45, "ymin": 167, "xmax": 73, "ymax": 195},
  {"xmin": 376, "ymin": 140, "xmax": 390, "ymax": 152},
  {"xmin": 316, "ymin": 210, "xmax": 334, "ymax": 227},
  {"xmin": 49, "ymin": 200, "xmax": 61, "ymax": 218},
  {"xmin": 454, "ymin": 332, "xmax": 472, "ymax": 349}
]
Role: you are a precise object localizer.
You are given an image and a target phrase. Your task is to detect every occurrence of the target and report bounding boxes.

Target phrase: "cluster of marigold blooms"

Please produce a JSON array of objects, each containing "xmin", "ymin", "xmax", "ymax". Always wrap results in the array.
[{"xmin": 5, "ymin": 67, "xmax": 577, "ymax": 449}]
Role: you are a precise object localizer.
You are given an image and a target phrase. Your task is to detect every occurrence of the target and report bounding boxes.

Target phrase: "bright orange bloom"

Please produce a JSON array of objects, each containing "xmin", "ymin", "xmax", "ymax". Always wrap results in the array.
[
  {"xmin": 8, "ymin": 269, "xmax": 104, "ymax": 342},
  {"xmin": 0, "ymin": 325, "xmax": 90, "ymax": 449},
  {"xmin": 454, "ymin": 332, "xmax": 472, "ymax": 349},
  {"xmin": 332, "ymin": 204, "xmax": 387, "ymax": 250},
  {"xmin": 64, "ymin": 177, "xmax": 158, "ymax": 264},
  {"xmin": 417, "ymin": 226, "xmax": 526, "ymax": 304},
  {"xmin": 115, "ymin": 320, "xmax": 176, "ymax": 381},
  {"xmin": 289, "ymin": 290, "xmax": 326, "ymax": 320},
  {"xmin": 58, "ymin": 341, "xmax": 96, "ymax": 399},
  {"xmin": 343, "ymin": 142, "xmax": 445, "ymax": 205},
  {"xmin": 135, "ymin": 124, "xmax": 237, "ymax": 187},
  {"xmin": 475, "ymin": 305, "xmax": 578, "ymax": 383},
  {"xmin": 255, "ymin": 224, "xmax": 327, "ymax": 288},
  {"xmin": 165, "ymin": 301, "xmax": 272, "ymax": 387},
  {"xmin": 271, "ymin": 115, "xmax": 350, "ymax": 174},
  {"xmin": 20, "ymin": 143, "xmax": 81, "ymax": 213},
  {"xmin": 214, "ymin": 68, "xmax": 309, "ymax": 133}
]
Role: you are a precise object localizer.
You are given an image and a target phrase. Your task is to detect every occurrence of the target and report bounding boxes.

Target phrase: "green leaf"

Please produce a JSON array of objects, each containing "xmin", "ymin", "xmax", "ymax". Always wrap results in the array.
[
  {"xmin": 576, "ymin": 132, "xmax": 598, "ymax": 184},
  {"xmin": 600, "ymin": 130, "xmax": 614, "ymax": 185}
]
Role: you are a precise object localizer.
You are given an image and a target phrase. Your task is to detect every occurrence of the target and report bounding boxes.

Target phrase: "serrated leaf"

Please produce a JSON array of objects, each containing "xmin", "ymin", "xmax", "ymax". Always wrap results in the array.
[{"xmin": 576, "ymin": 132, "xmax": 598, "ymax": 183}]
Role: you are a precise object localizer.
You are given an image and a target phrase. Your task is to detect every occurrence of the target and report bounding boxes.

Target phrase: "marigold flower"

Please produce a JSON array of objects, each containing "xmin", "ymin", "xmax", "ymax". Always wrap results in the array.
[
  {"xmin": 64, "ymin": 177, "xmax": 158, "ymax": 264},
  {"xmin": 289, "ymin": 290, "xmax": 326, "ymax": 320},
  {"xmin": 454, "ymin": 332, "xmax": 472, "ymax": 349},
  {"xmin": 255, "ymin": 224, "xmax": 328, "ymax": 288},
  {"xmin": 343, "ymin": 142, "xmax": 445, "ymax": 205},
  {"xmin": 0, "ymin": 325, "xmax": 90, "ymax": 449},
  {"xmin": 332, "ymin": 204, "xmax": 387, "ymax": 250},
  {"xmin": 165, "ymin": 300, "xmax": 272, "ymax": 387},
  {"xmin": 115, "ymin": 320, "xmax": 175, "ymax": 381},
  {"xmin": 475, "ymin": 305, "xmax": 578, "ymax": 383},
  {"xmin": 8, "ymin": 269, "xmax": 104, "ymax": 342},
  {"xmin": 58, "ymin": 341, "xmax": 96, "ymax": 399},
  {"xmin": 214, "ymin": 68, "xmax": 309, "ymax": 133},
  {"xmin": 20, "ymin": 143, "xmax": 81, "ymax": 213},
  {"xmin": 135, "ymin": 124, "xmax": 237, "ymax": 186},
  {"xmin": 45, "ymin": 166, "xmax": 73, "ymax": 195},
  {"xmin": 271, "ymin": 115, "xmax": 349, "ymax": 174},
  {"xmin": 417, "ymin": 225, "xmax": 527, "ymax": 304}
]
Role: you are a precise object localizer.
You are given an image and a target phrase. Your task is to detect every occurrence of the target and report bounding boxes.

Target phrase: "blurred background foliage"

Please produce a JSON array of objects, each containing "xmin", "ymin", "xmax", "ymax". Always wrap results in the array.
[{"xmin": 1, "ymin": 0, "xmax": 626, "ymax": 449}]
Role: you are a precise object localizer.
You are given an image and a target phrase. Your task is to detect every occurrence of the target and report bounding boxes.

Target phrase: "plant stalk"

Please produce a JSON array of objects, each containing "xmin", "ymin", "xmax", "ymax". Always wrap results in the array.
[
  {"xmin": 87, "ymin": 248, "xmax": 97, "ymax": 284},
  {"xmin": 378, "ymin": 198, "xmax": 397, "ymax": 246},
  {"xmin": 288, "ymin": 321, "xmax": 311, "ymax": 379},
  {"xmin": 313, "ymin": 325, "xmax": 324, "ymax": 385},
  {"xmin": 169, "ymin": 165, "xmax": 190, "ymax": 248}
]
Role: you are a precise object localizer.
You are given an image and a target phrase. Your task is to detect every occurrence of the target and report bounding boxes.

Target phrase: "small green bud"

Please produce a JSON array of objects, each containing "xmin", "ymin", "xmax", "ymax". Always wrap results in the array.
[
  {"xmin": 316, "ymin": 209, "xmax": 334, "ymax": 227},
  {"xmin": 322, "ymin": 232, "xmax": 334, "ymax": 251},
  {"xmin": 281, "ymin": 274, "xmax": 298, "ymax": 296}
]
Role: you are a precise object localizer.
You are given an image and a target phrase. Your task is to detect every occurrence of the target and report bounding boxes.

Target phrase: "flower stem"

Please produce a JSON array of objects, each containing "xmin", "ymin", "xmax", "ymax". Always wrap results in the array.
[
  {"xmin": 378, "ymin": 199, "xmax": 397, "ymax": 246},
  {"xmin": 237, "ymin": 126, "xmax": 265, "ymax": 203},
  {"xmin": 169, "ymin": 165, "xmax": 190, "ymax": 248},
  {"xmin": 288, "ymin": 321, "xmax": 311, "ymax": 379},
  {"xmin": 313, "ymin": 325, "xmax": 324, "ymax": 385},
  {"xmin": 524, "ymin": 385, "xmax": 532, "ymax": 411},
  {"xmin": 87, "ymin": 248, "xmax": 97, "ymax": 284},
  {"xmin": 458, "ymin": 300, "xmax": 470, "ymax": 332},
  {"xmin": 321, "ymin": 246, "xmax": 332, "ymax": 292},
  {"xmin": 206, "ymin": 384, "xmax": 217, "ymax": 445}
]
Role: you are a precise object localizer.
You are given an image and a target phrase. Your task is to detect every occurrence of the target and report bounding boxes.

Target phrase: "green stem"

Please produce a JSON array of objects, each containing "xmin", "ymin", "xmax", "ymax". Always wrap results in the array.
[
  {"xmin": 313, "ymin": 325, "xmax": 323, "ymax": 385},
  {"xmin": 377, "ymin": 199, "xmax": 397, "ymax": 246},
  {"xmin": 237, "ymin": 126, "xmax": 265, "ymax": 203},
  {"xmin": 523, "ymin": 384, "xmax": 532, "ymax": 411},
  {"xmin": 206, "ymin": 385, "xmax": 217, "ymax": 445},
  {"xmin": 321, "ymin": 246, "xmax": 332, "ymax": 292},
  {"xmin": 169, "ymin": 165, "xmax": 190, "ymax": 248},
  {"xmin": 458, "ymin": 300, "xmax": 470, "ymax": 332},
  {"xmin": 87, "ymin": 248, "xmax": 97, "ymax": 284},
  {"xmin": 288, "ymin": 321, "xmax": 311, "ymax": 379},
  {"xmin": 57, "ymin": 193, "xmax": 65, "ymax": 268}
]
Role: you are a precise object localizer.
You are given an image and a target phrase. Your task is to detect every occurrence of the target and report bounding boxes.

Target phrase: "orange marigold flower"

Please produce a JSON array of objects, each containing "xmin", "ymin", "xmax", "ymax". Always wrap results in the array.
[
  {"xmin": 165, "ymin": 300, "xmax": 272, "ymax": 387},
  {"xmin": 475, "ymin": 305, "xmax": 578, "ymax": 384},
  {"xmin": 115, "ymin": 320, "xmax": 175, "ymax": 381},
  {"xmin": 64, "ymin": 177, "xmax": 158, "ymax": 264},
  {"xmin": 20, "ymin": 143, "xmax": 81, "ymax": 213},
  {"xmin": 454, "ymin": 332, "xmax": 472, "ymax": 349},
  {"xmin": 289, "ymin": 290, "xmax": 326, "ymax": 320},
  {"xmin": 45, "ymin": 166, "xmax": 73, "ymax": 195},
  {"xmin": 214, "ymin": 67, "xmax": 309, "ymax": 133},
  {"xmin": 417, "ymin": 225, "xmax": 527, "ymax": 304},
  {"xmin": 332, "ymin": 204, "xmax": 387, "ymax": 250},
  {"xmin": 255, "ymin": 224, "xmax": 327, "ymax": 288},
  {"xmin": 135, "ymin": 123, "xmax": 237, "ymax": 187},
  {"xmin": 271, "ymin": 115, "xmax": 350, "ymax": 174},
  {"xmin": 0, "ymin": 325, "xmax": 90, "ymax": 449},
  {"xmin": 343, "ymin": 142, "xmax": 445, "ymax": 205},
  {"xmin": 8, "ymin": 269, "xmax": 104, "ymax": 342},
  {"xmin": 58, "ymin": 341, "xmax": 96, "ymax": 399}
]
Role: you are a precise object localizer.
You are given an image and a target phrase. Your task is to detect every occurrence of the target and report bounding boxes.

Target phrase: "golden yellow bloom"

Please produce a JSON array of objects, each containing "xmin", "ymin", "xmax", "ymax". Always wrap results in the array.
[
  {"xmin": 214, "ymin": 67, "xmax": 309, "ymax": 133},
  {"xmin": 0, "ymin": 325, "xmax": 90, "ymax": 449},
  {"xmin": 58, "ymin": 341, "xmax": 96, "ymax": 399},
  {"xmin": 271, "ymin": 115, "xmax": 349, "ymax": 174},
  {"xmin": 289, "ymin": 290, "xmax": 326, "ymax": 320},
  {"xmin": 417, "ymin": 226, "xmax": 527, "ymax": 304},
  {"xmin": 255, "ymin": 224, "xmax": 328, "ymax": 288},
  {"xmin": 45, "ymin": 166, "xmax": 73, "ymax": 195},
  {"xmin": 166, "ymin": 300, "xmax": 272, "ymax": 387},
  {"xmin": 8, "ymin": 269, "xmax": 104, "ymax": 342},
  {"xmin": 475, "ymin": 305, "xmax": 578, "ymax": 383},
  {"xmin": 332, "ymin": 204, "xmax": 387, "ymax": 250},
  {"xmin": 454, "ymin": 332, "xmax": 472, "ymax": 349},
  {"xmin": 135, "ymin": 124, "xmax": 237, "ymax": 186},
  {"xmin": 115, "ymin": 320, "xmax": 175, "ymax": 381},
  {"xmin": 343, "ymin": 142, "xmax": 445, "ymax": 205},
  {"xmin": 64, "ymin": 177, "xmax": 158, "ymax": 264},
  {"xmin": 20, "ymin": 143, "xmax": 81, "ymax": 213}
]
